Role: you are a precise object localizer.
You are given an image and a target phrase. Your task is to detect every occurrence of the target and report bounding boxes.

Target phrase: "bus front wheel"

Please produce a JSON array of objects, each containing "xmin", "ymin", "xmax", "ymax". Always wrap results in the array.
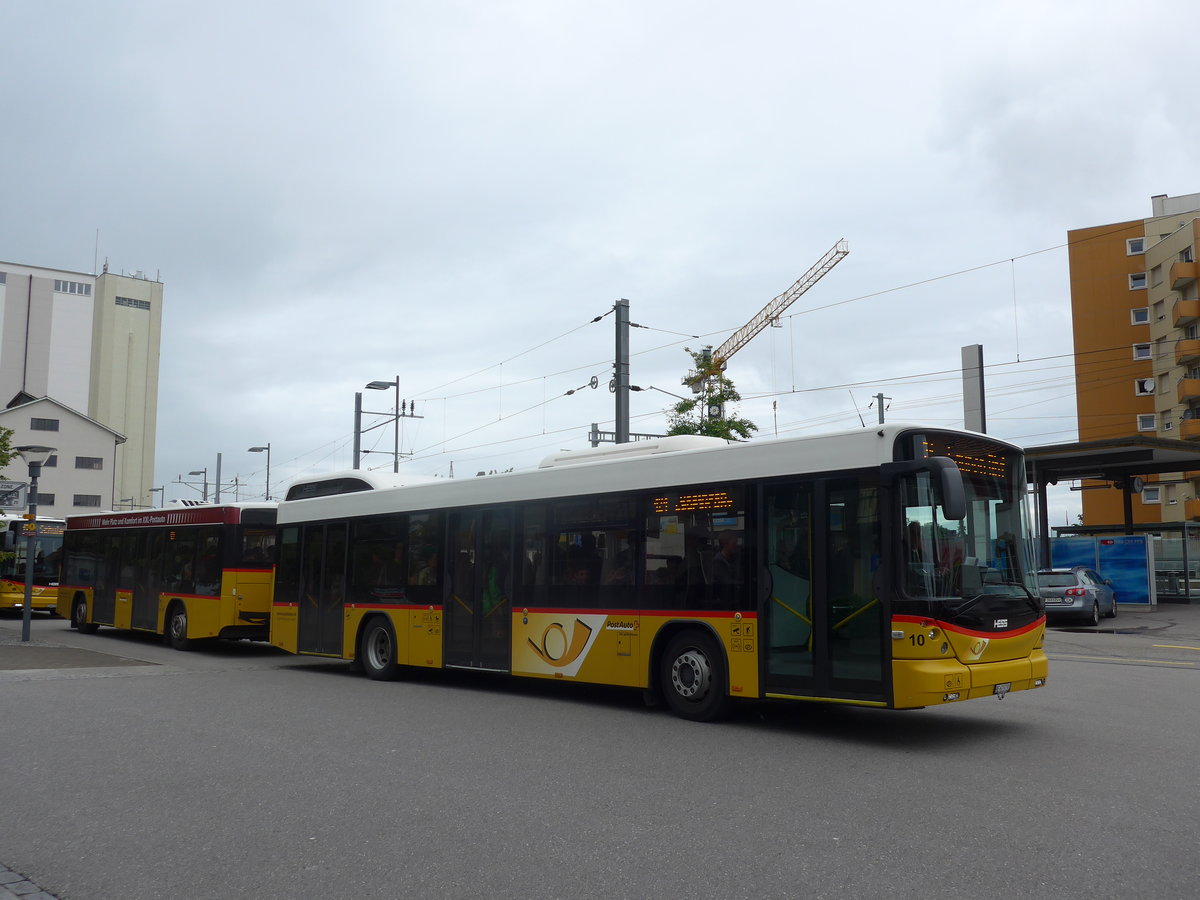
[
  {"xmin": 166, "ymin": 603, "xmax": 190, "ymax": 651},
  {"xmin": 72, "ymin": 596, "xmax": 98, "ymax": 635},
  {"xmin": 660, "ymin": 630, "xmax": 732, "ymax": 722},
  {"xmin": 359, "ymin": 617, "xmax": 400, "ymax": 681}
]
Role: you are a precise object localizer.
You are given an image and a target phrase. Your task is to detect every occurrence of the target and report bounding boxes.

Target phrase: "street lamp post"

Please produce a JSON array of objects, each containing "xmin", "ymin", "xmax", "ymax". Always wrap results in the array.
[
  {"xmin": 188, "ymin": 468, "xmax": 208, "ymax": 502},
  {"xmin": 14, "ymin": 445, "xmax": 55, "ymax": 643},
  {"xmin": 248, "ymin": 444, "xmax": 272, "ymax": 500},
  {"xmin": 365, "ymin": 377, "xmax": 400, "ymax": 473}
]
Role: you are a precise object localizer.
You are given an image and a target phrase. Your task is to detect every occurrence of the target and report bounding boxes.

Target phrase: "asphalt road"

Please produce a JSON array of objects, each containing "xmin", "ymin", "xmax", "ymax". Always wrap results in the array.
[{"xmin": 1, "ymin": 606, "xmax": 1198, "ymax": 900}]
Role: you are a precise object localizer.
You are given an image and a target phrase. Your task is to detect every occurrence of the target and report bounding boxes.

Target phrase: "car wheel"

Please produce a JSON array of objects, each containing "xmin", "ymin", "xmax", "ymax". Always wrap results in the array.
[
  {"xmin": 1106, "ymin": 595, "xmax": 1118, "ymax": 618},
  {"xmin": 1087, "ymin": 599, "xmax": 1100, "ymax": 627}
]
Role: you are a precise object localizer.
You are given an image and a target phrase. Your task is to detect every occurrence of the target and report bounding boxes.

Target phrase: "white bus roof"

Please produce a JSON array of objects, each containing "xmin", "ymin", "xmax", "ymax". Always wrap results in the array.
[{"xmin": 276, "ymin": 424, "xmax": 1019, "ymax": 526}]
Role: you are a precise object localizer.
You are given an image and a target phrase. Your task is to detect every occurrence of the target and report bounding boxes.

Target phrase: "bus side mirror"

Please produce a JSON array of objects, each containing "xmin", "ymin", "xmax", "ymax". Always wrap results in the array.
[
  {"xmin": 882, "ymin": 456, "xmax": 966, "ymax": 521},
  {"xmin": 932, "ymin": 457, "xmax": 966, "ymax": 521}
]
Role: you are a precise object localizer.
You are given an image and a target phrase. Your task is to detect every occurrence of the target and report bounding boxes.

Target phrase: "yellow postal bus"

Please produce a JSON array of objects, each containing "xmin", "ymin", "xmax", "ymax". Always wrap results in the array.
[
  {"xmin": 270, "ymin": 426, "xmax": 1047, "ymax": 720},
  {"xmin": 58, "ymin": 504, "xmax": 276, "ymax": 649},
  {"xmin": 1, "ymin": 513, "xmax": 65, "ymax": 613}
]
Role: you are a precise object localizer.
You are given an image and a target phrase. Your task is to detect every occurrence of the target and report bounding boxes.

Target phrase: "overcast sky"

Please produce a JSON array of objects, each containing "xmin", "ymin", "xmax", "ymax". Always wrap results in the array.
[{"xmin": 3, "ymin": 0, "xmax": 1196, "ymax": 522}]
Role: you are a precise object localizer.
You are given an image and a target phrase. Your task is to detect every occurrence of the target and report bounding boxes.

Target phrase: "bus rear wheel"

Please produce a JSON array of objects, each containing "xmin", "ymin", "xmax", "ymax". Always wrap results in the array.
[
  {"xmin": 360, "ymin": 617, "xmax": 400, "ymax": 681},
  {"xmin": 72, "ymin": 596, "xmax": 98, "ymax": 635},
  {"xmin": 660, "ymin": 630, "xmax": 731, "ymax": 722},
  {"xmin": 166, "ymin": 603, "xmax": 191, "ymax": 651}
]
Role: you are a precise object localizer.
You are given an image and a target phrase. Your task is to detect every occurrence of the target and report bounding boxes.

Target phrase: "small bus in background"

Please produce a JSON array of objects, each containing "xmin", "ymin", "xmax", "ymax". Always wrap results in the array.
[
  {"xmin": 58, "ymin": 503, "xmax": 276, "ymax": 648},
  {"xmin": 1, "ymin": 513, "xmax": 66, "ymax": 613}
]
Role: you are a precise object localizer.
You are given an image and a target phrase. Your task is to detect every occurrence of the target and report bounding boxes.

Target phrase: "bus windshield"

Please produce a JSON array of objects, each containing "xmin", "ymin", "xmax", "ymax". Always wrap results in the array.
[
  {"xmin": 898, "ymin": 434, "xmax": 1037, "ymax": 606},
  {"xmin": 3, "ymin": 521, "xmax": 65, "ymax": 585}
]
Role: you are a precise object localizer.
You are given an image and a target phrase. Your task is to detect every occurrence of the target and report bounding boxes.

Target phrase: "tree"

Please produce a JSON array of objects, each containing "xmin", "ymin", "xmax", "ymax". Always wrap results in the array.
[
  {"xmin": 0, "ymin": 426, "xmax": 14, "ymax": 565},
  {"xmin": 665, "ymin": 348, "xmax": 758, "ymax": 441},
  {"xmin": 0, "ymin": 425, "xmax": 13, "ymax": 472}
]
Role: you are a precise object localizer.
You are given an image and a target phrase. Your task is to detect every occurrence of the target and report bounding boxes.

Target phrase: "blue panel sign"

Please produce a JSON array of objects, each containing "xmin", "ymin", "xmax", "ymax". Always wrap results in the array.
[{"xmin": 1050, "ymin": 535, "xmax": 1154, "ymax": 607}]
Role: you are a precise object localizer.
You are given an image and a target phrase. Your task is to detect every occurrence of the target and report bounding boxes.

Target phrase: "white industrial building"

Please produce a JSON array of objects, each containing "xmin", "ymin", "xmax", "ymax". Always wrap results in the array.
[{"xmin": 0, "ymin": 261, "xmax": 162, "ymax": 511}]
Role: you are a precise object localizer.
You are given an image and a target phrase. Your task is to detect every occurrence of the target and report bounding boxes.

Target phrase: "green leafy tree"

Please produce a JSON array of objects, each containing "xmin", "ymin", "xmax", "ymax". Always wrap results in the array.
[
  {"xmin": 0, "ymin": 425, "xmax": 14, "ymax": 472},
  {"xmin": 0, "ymin": 426, "xmax": 14, "ymax": 564},
  {"xmin": 666, "ymin": 348, "xmax": 758, "ymax": 441}
]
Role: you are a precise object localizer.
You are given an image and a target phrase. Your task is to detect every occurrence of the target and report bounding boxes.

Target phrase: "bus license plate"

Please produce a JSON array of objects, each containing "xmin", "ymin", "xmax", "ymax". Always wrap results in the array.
[{"xmin": 993, "ymin": 682, "xmax": 1012, "ymax": 698}]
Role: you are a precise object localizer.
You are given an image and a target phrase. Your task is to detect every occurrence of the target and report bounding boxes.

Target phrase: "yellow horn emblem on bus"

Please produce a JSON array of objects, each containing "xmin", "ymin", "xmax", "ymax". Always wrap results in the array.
[{"xmin": 528, "ymin": 619, "xmax": 594, "ymax": 667}]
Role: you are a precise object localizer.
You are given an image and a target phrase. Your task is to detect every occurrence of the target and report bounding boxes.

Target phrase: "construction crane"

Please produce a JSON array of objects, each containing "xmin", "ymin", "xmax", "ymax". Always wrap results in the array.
[
  {"xmin": 713, "ymin": 238, "xmax": 849, "ymax": 369},
  {"xmin": 687, "ymin": 239, "xmax": 850, "ymax": 407}
]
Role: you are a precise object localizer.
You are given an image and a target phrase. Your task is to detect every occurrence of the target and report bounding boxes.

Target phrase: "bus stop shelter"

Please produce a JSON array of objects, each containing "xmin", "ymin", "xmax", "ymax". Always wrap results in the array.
[{"xmin": 1024, "ymin": 435, "xmax": 1200, "ymax": 573}]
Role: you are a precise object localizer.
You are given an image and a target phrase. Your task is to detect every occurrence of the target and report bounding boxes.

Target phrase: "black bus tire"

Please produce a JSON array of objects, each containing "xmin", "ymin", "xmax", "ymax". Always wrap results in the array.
[
  {"xmin": 660, "ymin": 630, "xmax": 732, "ymax": 722},
  {"xmin": 166, "ymin": 602, "xmax": 191, "ymax": 651},
  {"xmin": 360, "ymin": 617, "xmax": 400, "ymax": 681},
  {"xmin": 72, "ymin": 596, "xmax": 99, "ymax": 635}
]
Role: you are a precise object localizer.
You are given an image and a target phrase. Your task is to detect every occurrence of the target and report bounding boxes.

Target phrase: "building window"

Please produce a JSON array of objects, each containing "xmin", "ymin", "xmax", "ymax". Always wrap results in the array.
[
  {"xmin": 30, "ymin": 418, "xmax": 59, "ymax": 431},
  {"xmin": 1137, "ymin": 414, "xmax": 1156, "ymax": 431},
  {"xmin": 1129, "ymin": 273, "xmax": 1147, "ymax": 290},
  {"xmin": 1127, "ymin": 238, "xmax": 1145, "ymax": 255},
  {"xmin": 115, "ymin": 296, "xmax": 151, "ymax": 311},
  {"xmin": 1141, "ymin": 487, "xmax": 1162, "ymax": 504},
  {"xmin": 53, "ymin": 279, "xmax": 92, "ymax": 296},
  {"xmin": 34, "ymin": 492, "xmax": 54, "ymax": 506},
  {"xmin": 75, "ymin": 457, "xmax": 104, "ymax": 470},
  {"xmin": 0, "ymin": 272, "xmax": 6, "ymax": 285},
  {"xmin": 1131, "ymin": 307, "xmax": 1150, "ymax": 325},
  {"xmin": 1133, "ymin": 343, "xmax": 1151, "ymax": 360},
  {"xmin": 72, "ymin": 495, "xmax": 102, "ymax": 508},
  {"xmin": 1134, "ymin": 378, "xmax": 1155, "ymax": 396},
  {"xmin": 1151, "ymin": 265, "xmax": 1163, "ymax": 286},
  {"xmin": 1183, "ymin": 247, "xmax": 1195, "ymax": 264},
  {"xmin": 43, "ymin": 455, "xmax": 57, "ymax": 468},
  {"xmin": 1163, "ymin": 418, "xmax": 1174, "ymax": 432}
]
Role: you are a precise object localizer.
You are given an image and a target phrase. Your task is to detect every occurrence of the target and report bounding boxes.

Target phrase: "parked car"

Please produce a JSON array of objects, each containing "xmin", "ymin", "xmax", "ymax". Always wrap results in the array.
[{"xmin": 1036, "ymin": 567, "xmax": 1118, "ymax": 625}]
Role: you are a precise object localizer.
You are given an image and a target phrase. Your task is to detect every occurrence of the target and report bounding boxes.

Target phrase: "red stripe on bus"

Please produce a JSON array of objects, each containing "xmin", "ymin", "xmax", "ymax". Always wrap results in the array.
[
  {"xmin": 892, "ymin": 613, "xmax": 1045, "ymax": 639},
  {"xmin": 517, "ymin": 607, "xmax": 757, "ymax": 618}
]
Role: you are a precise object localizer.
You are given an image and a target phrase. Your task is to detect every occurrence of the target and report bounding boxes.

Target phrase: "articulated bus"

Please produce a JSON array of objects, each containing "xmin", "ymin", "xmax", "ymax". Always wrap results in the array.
[
  {"xmin": 1, "ymin": 513, "xmax": 66, "ymax": 613},
  {"xmin": 57, "ymin": 504, "xmax": 277, "ymax": 648},
  {"xmin": 270, "ymin": 425, "xmax": 1047, "ymax": 720}
]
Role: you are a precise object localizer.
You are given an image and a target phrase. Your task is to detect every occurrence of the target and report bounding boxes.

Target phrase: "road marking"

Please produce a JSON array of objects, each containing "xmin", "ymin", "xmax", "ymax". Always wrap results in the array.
[
  {"xmin": 1152, "ymin": 644, "xmax": 1200, "ymax": 652},
  {"xmin": 1051, "ymin": 653, "xmax": 1195, "ymax": 667}
]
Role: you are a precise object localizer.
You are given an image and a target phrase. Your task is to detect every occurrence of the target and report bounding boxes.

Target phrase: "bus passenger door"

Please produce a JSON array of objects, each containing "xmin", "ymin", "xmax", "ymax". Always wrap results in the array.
[
  {"xmin": 92, "ymin": 535, "xmax": 118, "ymax": 625},
  {"xmin": 297, "ymin": 523, "xmax": 347, "ymax": 656},
  {"xmin": 444, "ymin": 509, "xmax": 512, "ymax": 671},
  {"xmin": 761, "ymin": 478, "xmax": 886, "ymax": 702},
  {"xmin": 131, "ymin": 531, "xmax": 162, "ymax": 631}
]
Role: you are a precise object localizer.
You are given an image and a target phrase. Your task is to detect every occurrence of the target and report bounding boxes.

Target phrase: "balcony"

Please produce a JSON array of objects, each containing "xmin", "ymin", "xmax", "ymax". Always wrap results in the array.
[
  {"xmin": 1180, "ymin": 418, "xmax": 1200, "ymax": 441},
  {"xmin": 1171, "ymin": 260, "xmax": 1198, "ymax": 291},
  {"xmin": 1179, "ymin": 379, "xmax": 1200, "ymax": 403},
  {"xmin": 1173, "ymin": 299, "xmax": 1200, "ymax": 327},
  {"xmin": 1176, "ymin": 338, "xmax": 1200, "ymax": 365},
  {"xmin": 1186, "ymin": 498, "xmax": 1200, "ymax": 521}
]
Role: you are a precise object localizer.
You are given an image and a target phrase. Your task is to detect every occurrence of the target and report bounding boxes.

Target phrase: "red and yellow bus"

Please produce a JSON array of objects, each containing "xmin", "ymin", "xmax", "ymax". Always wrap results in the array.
[
  {"xmin": 57, "ymin": 504, "xmax": 276, "ymax": 649},
  {"xmin": 270, "ymin": 426, "xmax": 1047, "ymax": 720},
  {"xmin": 1, "ymin": 513, "xmax": 65, "ymax": 613}
]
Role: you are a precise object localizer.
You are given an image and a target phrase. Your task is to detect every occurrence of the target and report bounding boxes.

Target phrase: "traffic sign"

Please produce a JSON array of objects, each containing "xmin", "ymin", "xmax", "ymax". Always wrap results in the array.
[{"xmin": 0, "ymin": 481, "xmax": 29, "ymax": 510}]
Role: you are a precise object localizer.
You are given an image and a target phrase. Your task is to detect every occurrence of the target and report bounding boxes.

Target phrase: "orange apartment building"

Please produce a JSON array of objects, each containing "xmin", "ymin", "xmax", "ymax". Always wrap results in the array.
[{"xmin": 1069, "ymin": 192, "xmax": 1200, "ymax": 525}]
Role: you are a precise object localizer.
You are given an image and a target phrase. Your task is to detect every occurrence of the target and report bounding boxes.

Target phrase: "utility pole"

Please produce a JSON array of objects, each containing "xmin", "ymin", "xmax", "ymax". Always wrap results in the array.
[
  {"xmin": 353, "ymin": 392, "xmax": 362, "ymax": 469},
  {"xmin": 615, "ymin": 299, "xmax": 630, "ymax": 443},
  {"xmin": 873, "ymin": 393, "xmax": 890, "ymax": 425}
]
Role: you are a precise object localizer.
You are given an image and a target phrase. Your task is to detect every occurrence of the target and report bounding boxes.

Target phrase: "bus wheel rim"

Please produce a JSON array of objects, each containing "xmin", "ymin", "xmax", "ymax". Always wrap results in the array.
[
  {"xmin": 671, "ymin": 649, "xmax": 710, "ymax": 699},
  {"xmin": 368, "ymin": 627, "xmax": 392, "ymax": 668}
]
